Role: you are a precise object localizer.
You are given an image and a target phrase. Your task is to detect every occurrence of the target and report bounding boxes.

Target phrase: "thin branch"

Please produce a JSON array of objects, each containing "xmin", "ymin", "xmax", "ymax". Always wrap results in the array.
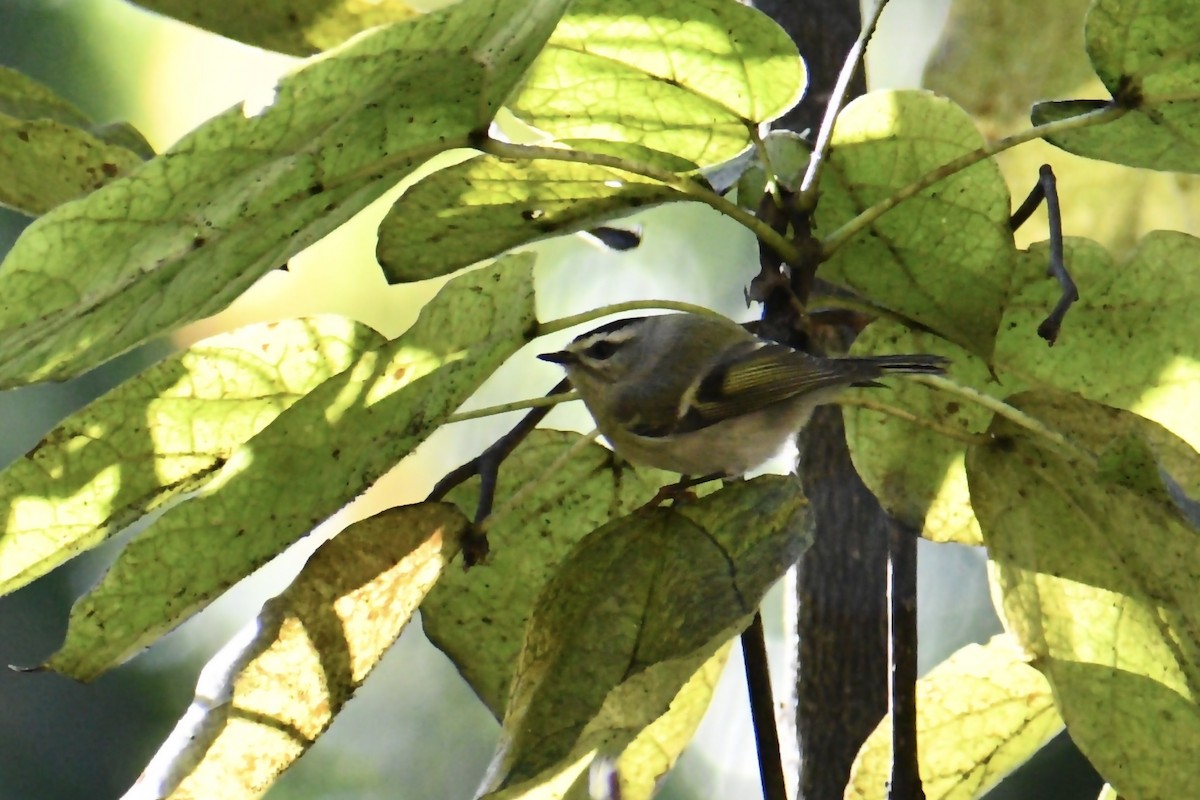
[
  {"xmin": 537, "ymin": 300, "xmax": 729, "ymax": 337},
  {"xmin": 797, "ymin": 0, "xmax": 893, "ymax": 211},
  {"xmin": 427, "ymin": 378, "xmax": 572, "ymax": 566},
  {"xmin": 910, "ymin": 375, "xmax": 1095, "ymax": 462},
  {"xmin": 445, "ymin": 391, "xmax": 578, "ymax": 424},
  {"xmin": 477, "ymin": 429, "xmax": 600, "ymax": 535},
  {"xmin": 1007, "ymin": 165, "xmax": 1077, "ymax": 345},
  {"xmin": 839, "ymin": 396, "xmax": 986, "ymax": 446},
  {"xmin": 476, "ymin": 137, "xmax": 803, "ymax": 266},
  {"xmin": 887, "ymin": 521, "xmax": 924, "ymax": 800},
  {"xmin": 820, "ymin": 104, "xmax": 1127, "ymax": 258},
  {"xmin": 743, "ymin": 612, "xmax": 788, "ymax": 800}
]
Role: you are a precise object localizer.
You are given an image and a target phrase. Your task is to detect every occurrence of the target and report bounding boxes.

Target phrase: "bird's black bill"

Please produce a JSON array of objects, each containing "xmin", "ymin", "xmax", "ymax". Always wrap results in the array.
[{"xmin": 537, "ymin": 351, "xmax": 576, "ymax": 365}]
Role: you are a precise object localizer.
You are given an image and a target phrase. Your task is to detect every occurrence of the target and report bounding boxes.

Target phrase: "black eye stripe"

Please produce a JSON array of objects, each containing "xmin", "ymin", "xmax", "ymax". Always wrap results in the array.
[{"xmin": 583, "ymin": 339, "xmax": 620, "ymax": 360}]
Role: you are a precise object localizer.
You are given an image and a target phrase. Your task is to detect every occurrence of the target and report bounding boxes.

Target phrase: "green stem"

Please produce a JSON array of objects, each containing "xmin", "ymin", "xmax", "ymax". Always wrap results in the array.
[
  {"xmin": 911, "ymin": 375, "xmax": 1096, "ymax": 462},
  {"xmin": 446, "ymin": 391, "xmax": 578, "ymax": 424},
  {"xmin": 820, "ymin": 104, "xmax": 1128, "ymax": 258},
  {"xmin": 538, "ymin": 300, "xmax": 731, "ymax": 337},
  {"xmin": 839, "ymin": 396, "xmax": 985, "ymax": 446},
  {"xmin": 477, "ymin": 137, "xmax": 802, "ymax": 265}
]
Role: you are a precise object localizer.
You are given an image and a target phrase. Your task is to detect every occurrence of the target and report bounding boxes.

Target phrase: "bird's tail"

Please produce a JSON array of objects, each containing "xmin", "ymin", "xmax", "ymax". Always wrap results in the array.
[{"xmin": 863, "ymin": 354, "xmax": 949, "ymax": 375}]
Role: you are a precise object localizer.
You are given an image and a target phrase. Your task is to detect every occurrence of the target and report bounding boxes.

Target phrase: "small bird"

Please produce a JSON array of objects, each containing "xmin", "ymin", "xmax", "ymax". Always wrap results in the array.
[{"xmin": 538, "ymin": 312, "xmax": 947, "ymax": 476}]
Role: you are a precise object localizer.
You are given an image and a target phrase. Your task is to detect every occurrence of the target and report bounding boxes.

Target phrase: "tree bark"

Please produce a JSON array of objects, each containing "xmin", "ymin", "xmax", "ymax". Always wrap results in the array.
[{"xmin": 752, "ymin": 2, "xmax": 896, "ymax": 798}]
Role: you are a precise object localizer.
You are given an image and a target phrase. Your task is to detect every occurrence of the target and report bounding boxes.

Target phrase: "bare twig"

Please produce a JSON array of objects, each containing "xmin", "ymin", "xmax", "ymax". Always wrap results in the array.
[
  {"xmin": 743, "ymin": 612, "xmax": 789, "ymax": 800},
  {"xmin": 427, "ymin": 378, "xmax": 571, "ymax": 566},
  {"xmin": 1010, "ymin": 164, "xmax": 1077, "ymax": 344}
]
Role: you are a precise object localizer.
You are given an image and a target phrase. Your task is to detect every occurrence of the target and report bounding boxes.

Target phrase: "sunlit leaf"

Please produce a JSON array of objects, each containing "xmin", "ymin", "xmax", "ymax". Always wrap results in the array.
[
  {"xmin": 482, "ymin": 476, "xmax": 808, "ymax": 794},
  {"xmin": 0, "ymin": 317, "xmax": 384, "ymax": 597},
  {"xmin": 0, "ymin": 0, "xmax": 565, "ymax": 386},
  {"xmin": 846, "ymin": 635, "xmax": 1063, "ymax": 800},
  {"xmin": 45, "ymin": 255, "xmax": 537, "ymax": 680},
  {"xmin": 132, "ymin": 504, "xmax": 465, "ymax": 800},
  {"xmin": 377, "ymin": 147, "xmax": 687, "ymax": 282},
  {"xmin": 968, "ymin": 391, "xmax": 1200, "ymax": 799},
  {"xmin": 845, "ymin": 232, "xmax": 1200, "ymax": 544},
  {"xmin": 507, "ymin": 0, "xmax": 804, "ymax": 166},
  {"xmin": 0, "ymin": 66, "xmax": 150, "ymax": 215},
  {"xmin": 817, "ymin": 90, "xmax": 1015, "ymax": 358},
  {"xmin": 1034, "ymin": 0, "xmax": 1200, "ymax": 172}
]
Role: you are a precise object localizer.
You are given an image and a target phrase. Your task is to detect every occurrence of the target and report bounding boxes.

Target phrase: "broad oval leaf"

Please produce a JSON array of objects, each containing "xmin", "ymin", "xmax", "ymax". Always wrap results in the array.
[
  {"xmin": 817, "ymin": 90, "xmax": 1015, "ymax": 358},
  {"xmin": 45, "ymin": 254, "xmax": 537, "ymax": 680},
  {"xmin": 483, "ymin": 475, "xmax": 809, "ymax": 794},
  {"xmin": 0, "ymin": 316, "xmax": 384, "ymax": 598},
  {"xmin": 0, "ymin": 0, "xmax": 566, "ymax": 387},
  {"xmin": 422, "ymin": 429, "xmax": 671, "ymax": 718},
  {"xmin": 1034, "ymin": 0, "xmax": 1200, "ymax": 172},
  {"xmin": 967, "ymin": 391, "xmax": 1200, "ymax": 800},
  {"xmin": 506, "ymin": 0, "xmax": 805, "ymax": 166},
  {"xmin": 0, "ymin": 66, "xmax": 150, "ymax": 215},
  {"xmin": 134, "ymin": 503, "xmax": 466, "ymax": 800},
  {"xmin": 846, "ymin": 635, "xmax": 1063, "ymax": 800},
  {"xmin": 377, "ymin": 149, "xmax": 687, "ymax": 283}
]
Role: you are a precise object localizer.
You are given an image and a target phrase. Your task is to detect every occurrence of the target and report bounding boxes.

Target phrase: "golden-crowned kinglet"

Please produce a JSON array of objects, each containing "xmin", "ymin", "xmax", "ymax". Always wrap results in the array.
[{"xmin": 538, "ymin": 312, "xmax": 947, "ymax": 476}]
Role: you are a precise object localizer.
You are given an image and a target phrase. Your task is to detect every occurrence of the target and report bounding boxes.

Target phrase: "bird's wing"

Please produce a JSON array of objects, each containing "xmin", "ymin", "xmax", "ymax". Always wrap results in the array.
[{"xmin": 668, "ymin": 344, "xmax": 874, "ymax": 434}]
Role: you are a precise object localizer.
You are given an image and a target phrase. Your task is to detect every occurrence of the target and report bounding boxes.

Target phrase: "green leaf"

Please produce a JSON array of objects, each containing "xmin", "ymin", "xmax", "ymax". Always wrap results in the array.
[
  {"xmin": 138, "ymin": 503, "xmax": 465, "ymax": 800},
  {"xmin": 0, "ymin": 66, "xmax": 150, "ymax": 216},
  {"xmin": 0, "ymin": 0, "xmax": 566, "ymax": 387},
  {"xmin": 45, "ymin": 255, "xmax": 537, "ymax": 680},
  {"xmin": 844, "ymin": 325, "xmax": 992, "ymax": 545},
  {"xmin": 846, "ymin": 635, "xmax": 1063, "ymax": 800},
  {"xmin": 422, "ymin": 429, "xmax": 670, "ymax": 718},
  {"xmin": 131, "ymin": 0, "xmax": 423, "ymax": 56},
  {"xmin": 998, "ymin": 233, "xmax": 1200, "ymax": 451},
  {"xmin": 377, "ymin": 148, "xmax": 687, "ymax": 282},
  {"xmin": 506, "ymin": 0, "xmax": 804, "ymax": 166},
  {"xmin": 845, "ymin": 233, "xmax": 1200, "ymax": 544},
  {"xmin": 817, "ymin": 90, "xmax": 1015, "ymax": 358},
  {"xmin": 967, "ymin": 391, "xmax": 1200, "ymax": 800},
  {"xmin": 482, "ymin": 475, "xmax": 809, "ymax": 794},
  {"xmin": 0, "ymin": 316, "xmax": 384, "ymax": 598},
  {"xmin": 1034, "ymin": 0, "xmax": 1200, "ymax": 172}
]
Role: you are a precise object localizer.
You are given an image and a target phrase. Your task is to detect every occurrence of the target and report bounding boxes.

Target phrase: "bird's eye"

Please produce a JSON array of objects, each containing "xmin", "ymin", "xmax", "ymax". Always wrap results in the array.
[{"xmin": 583, "ymin": 339, "xmax": 620, "ymax": 360}]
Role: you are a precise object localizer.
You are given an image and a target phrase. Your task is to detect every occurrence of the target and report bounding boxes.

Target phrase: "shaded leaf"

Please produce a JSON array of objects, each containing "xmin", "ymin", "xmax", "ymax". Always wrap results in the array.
[
  {"xmin": 817, "ymin": 90, "xmax": 1015, "ymax": 358},
  {"xmin": 132, "ymin": 0, "xmax": 423, "ymax": 56},
  {"xmin": 483, "ymin": 475, "xmax": 809, "ymax": 794},
  {"xmin": 0, "ymin": 66, "xmax": 149, "ymax": 215},
  {"xmin": 45, "ymin": 255, "xmax": 537, "ymax": 680},
  {"xmin": 1034, "ymin": 0, "xmax": 1200, "ymax": 172},
  {"xmin": 507, "ymin": 0, "xmax": 804, "ymax": 166},
  {"xmin": 378, "ymin": 149, "xmax": 686, "ymax": 282},
  {"xmin": 967, "ymin": 390, "xmax": 1200, "ymax": 800},
  {"xmin": 422, "ymin": 430, "xmax": 670, "ymax": 718},
  {"xmin": 133, "ymin": 504, "xmax": 465, "ymax": 800},
  {"xmin": 0, "ymin": 316, "xmax": 384, "ymax": 597},
  {"xmin": 0, "ymin": 0, "xmax": 566, "ymax": 386},
  {"xmin": 846, "ymin": 635, "xmax": 1063, "ymax": 800}
]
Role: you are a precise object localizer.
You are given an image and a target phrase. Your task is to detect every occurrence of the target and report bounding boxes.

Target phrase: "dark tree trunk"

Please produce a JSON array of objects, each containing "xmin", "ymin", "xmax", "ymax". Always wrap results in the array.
[{"xmin": 751, "ymin": 2, "xmax": 901, "ymax": 799}]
